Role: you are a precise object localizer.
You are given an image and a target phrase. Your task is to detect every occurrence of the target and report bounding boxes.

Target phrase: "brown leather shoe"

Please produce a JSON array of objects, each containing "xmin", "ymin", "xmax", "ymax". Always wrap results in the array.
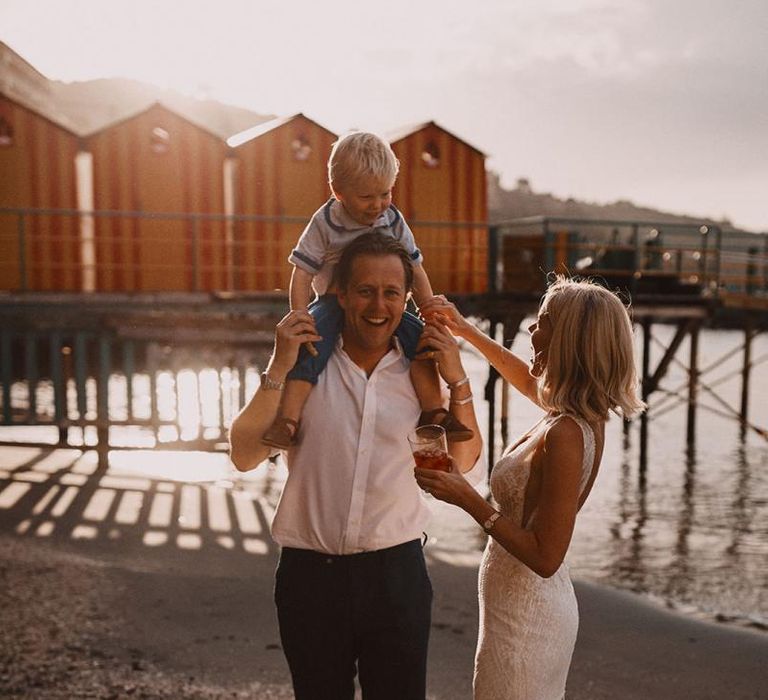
[
  {"xmin": 418, "ymin": 408, "xmax": 474, "ymax": 442},
  {"xmin": 261, "ymin": 417, "xmax": 300, "ymax": 450}
]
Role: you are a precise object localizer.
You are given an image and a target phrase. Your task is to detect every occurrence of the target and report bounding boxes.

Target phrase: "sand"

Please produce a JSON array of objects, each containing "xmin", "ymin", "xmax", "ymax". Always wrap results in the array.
[{"xmin": 1, "ymin": 528, "xmax": 766, "ymax": 700}]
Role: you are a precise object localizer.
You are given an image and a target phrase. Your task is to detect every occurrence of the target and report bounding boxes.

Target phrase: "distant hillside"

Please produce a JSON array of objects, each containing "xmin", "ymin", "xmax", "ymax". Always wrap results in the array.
[
  {"xmin": 48, "ymin": 77, "xmax": 274, "ymax": 138},
  {"xmin": 1, "ymin": 40, "xmax": 273, "ymax": 138},
  {"xmin": 488, "ymin": 172, "xmax": 746, "ymax": 233}
]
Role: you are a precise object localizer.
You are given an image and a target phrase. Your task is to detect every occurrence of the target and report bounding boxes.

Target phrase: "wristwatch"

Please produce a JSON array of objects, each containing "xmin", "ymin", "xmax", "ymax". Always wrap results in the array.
[
  {"xmin": 483, "ymin": 510, "xmax": 502, "ymax": 533},
  {"xmin": 260, "ymin": 372, "xmax": 285, "ymax": 391}
]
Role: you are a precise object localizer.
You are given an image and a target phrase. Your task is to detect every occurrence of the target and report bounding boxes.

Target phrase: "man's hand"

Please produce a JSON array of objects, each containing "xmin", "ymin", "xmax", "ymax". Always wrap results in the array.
[
  {"xmin": 229, "ymin": 310, "xmax": 321, "ymax": 472},
  {"xmin": 414, "ymin": 318, "xmax": 465, "ymax": 386},
  {"xmin": 269, "ymin": 310, "xmax": 322, "ymax": 379}
]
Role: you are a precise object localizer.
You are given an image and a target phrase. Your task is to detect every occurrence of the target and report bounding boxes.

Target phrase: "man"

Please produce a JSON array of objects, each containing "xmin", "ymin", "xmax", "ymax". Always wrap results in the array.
[{"xmin": 229, "ymin": 232, "xmax": 483, "ymax": 700}]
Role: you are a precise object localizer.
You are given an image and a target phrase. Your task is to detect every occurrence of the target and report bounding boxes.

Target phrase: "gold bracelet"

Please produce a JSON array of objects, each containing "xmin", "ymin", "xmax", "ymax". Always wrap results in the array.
[{"xmin": 450, "ymin": 393, "xmax": 473, "ymax": 405}]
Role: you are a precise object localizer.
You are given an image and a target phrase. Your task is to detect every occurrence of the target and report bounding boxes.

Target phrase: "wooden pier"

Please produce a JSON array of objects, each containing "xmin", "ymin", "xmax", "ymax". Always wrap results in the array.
[{"xmin": 1, "ymin": 214, "xmax": 767, "ymax": 471}]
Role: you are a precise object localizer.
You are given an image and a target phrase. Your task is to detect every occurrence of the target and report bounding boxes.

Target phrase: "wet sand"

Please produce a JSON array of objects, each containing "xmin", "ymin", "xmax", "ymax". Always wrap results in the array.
[{"xmin": 2, "ymin": 530, "xmax": 766, "ymax": 700}]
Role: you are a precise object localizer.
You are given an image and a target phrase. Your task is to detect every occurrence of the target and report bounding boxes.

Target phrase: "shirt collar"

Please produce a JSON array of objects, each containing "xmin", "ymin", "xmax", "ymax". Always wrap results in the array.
[
  {"xmin": 325, "ymin": 198, "xmax": 392, "ymax": 233},
  {"xmin": 334, "ymin": 334, "xmax": 405, "ymax": 376}
]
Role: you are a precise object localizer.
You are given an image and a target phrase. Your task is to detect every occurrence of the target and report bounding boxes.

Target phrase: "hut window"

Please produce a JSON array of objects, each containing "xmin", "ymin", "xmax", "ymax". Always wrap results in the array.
[
  {"xmin": 421, "ymin": 141, "xmax": 440, "ymax": 168},
  {"xmin": 291, "ymin": 135, "xmax": 311, "ymax": 161},
  {"xmin": 150, "ymin": 127, "xmax": 170, "ymax": 154},
  {"xmin": 0, "ymin": 117, "xmax": 13, "ymax": 147}
]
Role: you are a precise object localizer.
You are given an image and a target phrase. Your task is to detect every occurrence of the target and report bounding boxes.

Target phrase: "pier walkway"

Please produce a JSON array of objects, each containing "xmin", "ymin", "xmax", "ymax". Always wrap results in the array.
[{"xmin": 2, "ymin": 214, "xmax": 767, "ymax": 468}]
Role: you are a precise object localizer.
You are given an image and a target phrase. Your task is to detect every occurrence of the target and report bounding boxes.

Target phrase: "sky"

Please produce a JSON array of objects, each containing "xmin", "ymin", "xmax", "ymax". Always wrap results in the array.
[{"xmin": 2, "ymin": 0, "xmax": 767, "ymax": 231}]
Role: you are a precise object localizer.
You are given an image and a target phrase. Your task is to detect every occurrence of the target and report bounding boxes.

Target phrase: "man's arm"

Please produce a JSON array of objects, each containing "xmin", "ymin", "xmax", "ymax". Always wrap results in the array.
[
  {"xmin": 417, "ymin": 320, "xmax": 482, "ymax": 474},
  {"xmin": 229, "ymin": 310, "xmax": 321, "ymax": 471}
]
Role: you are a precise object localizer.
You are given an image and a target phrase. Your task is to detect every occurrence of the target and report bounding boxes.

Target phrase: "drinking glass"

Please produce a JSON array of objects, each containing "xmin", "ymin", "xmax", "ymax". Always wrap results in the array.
[{"xmin": 408, "ymin": 424, "xmax": 451, "ymax": 472}]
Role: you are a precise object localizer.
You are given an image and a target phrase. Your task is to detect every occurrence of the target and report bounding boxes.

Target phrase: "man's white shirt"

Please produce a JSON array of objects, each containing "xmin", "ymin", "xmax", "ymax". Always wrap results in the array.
[{"xmin": 270, "ymin": 339, "xmax": 484, "ymax": 555}]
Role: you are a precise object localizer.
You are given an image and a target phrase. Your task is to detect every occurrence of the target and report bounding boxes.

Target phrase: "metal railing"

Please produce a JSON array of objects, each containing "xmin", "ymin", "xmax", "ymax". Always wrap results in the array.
[
  {"xmin": 0, "ymin": 207, "xmax": 489, "ymax": 295},
  {"xmin": 486, "ymin": 216, "xmax": 768, "ymax": 299},
  {"xmin": 0, "ymin": 322, "xmax": 274, "ymax": 455}
]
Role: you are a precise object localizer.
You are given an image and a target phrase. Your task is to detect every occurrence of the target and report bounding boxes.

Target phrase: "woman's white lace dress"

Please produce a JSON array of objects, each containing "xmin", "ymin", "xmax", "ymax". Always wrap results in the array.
[{"xmin": 473, "ymin": 414, "xmax": 595, "ymax": 700}]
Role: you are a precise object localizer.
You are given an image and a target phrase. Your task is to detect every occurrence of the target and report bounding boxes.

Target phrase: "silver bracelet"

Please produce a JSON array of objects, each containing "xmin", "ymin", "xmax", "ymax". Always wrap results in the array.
[
  {"xmin": 450, "ymin": 393, "xmax": 473, "ymax": 405},
  {"xmin": 483, "ymin": 510, "xmax": 502, "ymax": 533},
  {"xmin": 447, "ymin": 376, "xmax": 470, "ymax": 390},
  {"xmin": 260, "ymin": 372, "xmax": 285, "ymax": 391}
]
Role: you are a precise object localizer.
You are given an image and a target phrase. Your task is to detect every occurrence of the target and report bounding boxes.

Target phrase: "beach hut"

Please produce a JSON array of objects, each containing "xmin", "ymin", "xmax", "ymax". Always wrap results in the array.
[
  {"xmin": 85, "ymin": 101, "xmax": 230, "ymax": 292},
  {"xmin": 0, "ymin": 93, "xmax": 82, "ymax": 291},
  {"xmin": 227, "ymin": 113, "xmax": 337, "ymax": 292},
  {"xmin": 389, "ymin": 121, "xmax": 487, "ymax": 294}
]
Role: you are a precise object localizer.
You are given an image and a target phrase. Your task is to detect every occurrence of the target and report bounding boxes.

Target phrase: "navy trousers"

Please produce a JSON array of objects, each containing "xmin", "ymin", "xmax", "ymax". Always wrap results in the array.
[{"xmin": 274, "ymin": 539, "xmax": 432, "ymax": 700}]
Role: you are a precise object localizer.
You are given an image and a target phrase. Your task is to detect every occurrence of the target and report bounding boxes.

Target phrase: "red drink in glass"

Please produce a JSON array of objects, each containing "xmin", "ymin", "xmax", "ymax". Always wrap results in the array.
[
  {"xmin": 413, "ymin": 448, "xmax": 451, "ymax": 472},
  {"xmin": 408, "ymin": 424, "xmax": 450, "ymax": 473}
]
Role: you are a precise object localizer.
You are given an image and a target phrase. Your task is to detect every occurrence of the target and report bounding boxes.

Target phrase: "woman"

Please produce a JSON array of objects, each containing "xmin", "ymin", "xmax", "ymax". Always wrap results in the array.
[{"xmin": 416, "ymin": 277, "xmax": 645, "ymax": 699}]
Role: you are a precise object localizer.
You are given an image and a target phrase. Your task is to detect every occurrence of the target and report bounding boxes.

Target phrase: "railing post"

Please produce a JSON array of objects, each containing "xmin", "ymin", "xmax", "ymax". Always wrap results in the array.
[
  {"xmin": 487, "ymin": 224, "xmax": 499, "ymax": 295},
  {"xmin": 713, "ymin": 225, "xmax": 722, "ymax": 296},
  {"xmin": 763, "ymin": 233, "xmax": 768, "ymax": 292},
  {"xmin": 543, "ymin": 220, "xmax": 553, "ymax": 273},
  {"xmin": 631, "ymin": 224, "xmax": 640, "ymax": 297},
  {"xmin": 74, "ymin": 332, "xmax": 89, "ymax": 422},
  {"xmin": 1, "ymin": 330, "xmax": 12, "ymax": 424},
  {"xmin": 699, "ymin": 225, "xmax": 709, "ymax": 286},
  {"xmin": 97, "ymin": 333, "xmax": 111, "ymax": 466},
  {"xmin": 123, "ymin": 340, "xmax": 135, "ymax": 421},
  {"xmin": 50, "ymin": 332, "xmax": 67, "ymax": 445},
  {"xmin": 24, "ymin": 332, "xmax": 38, "ymax": 424}
]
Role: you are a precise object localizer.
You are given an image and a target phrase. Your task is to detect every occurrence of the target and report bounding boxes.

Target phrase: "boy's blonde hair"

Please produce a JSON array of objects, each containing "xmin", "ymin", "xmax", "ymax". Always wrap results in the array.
[
  {"xmin": 536, "ymin": 276, "xmax": 646, "ymax": 422},
  {"xmin": 328, "ymin": 131, "xmax": 400, "ymax": 193}
]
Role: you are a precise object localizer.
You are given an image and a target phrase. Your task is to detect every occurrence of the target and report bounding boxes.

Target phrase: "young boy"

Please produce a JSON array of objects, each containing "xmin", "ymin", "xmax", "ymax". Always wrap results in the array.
[{"xmin": 261, "ymin": 131, "xmax": 473, "ymax": 449}]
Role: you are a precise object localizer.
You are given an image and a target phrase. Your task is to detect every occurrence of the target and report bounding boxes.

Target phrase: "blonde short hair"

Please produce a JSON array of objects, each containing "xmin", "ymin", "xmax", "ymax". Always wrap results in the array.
[
  {"xmin": 328, "ymin": 131, "xmax": 400, "ymax": 192},
  {"xmin": 536, "ymin": 276, "xmax": 645, "ymax": 422}
]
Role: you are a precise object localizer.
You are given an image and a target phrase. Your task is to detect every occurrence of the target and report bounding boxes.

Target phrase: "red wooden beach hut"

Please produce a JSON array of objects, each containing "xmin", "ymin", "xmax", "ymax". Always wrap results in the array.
[
  {"xmin": 0, "ymin": 93, "xmax": 81, "ymax": 291},
  {"xmin": 227, "ymin": 113, "xmax": 337, "ymax": 292},
  {"xmin": 389, "ymin": 121, "xmax": 488, "ymax": 294},
  {"xmin": 85, "ymin": 101, "xmax": 231, "ymax": 292}
]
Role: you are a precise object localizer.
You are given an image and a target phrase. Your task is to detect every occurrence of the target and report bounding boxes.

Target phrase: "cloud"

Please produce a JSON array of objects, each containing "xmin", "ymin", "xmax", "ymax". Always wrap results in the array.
[{"xmin": 1, "ymin": 0, "xmax": 766, "ymax": 227}]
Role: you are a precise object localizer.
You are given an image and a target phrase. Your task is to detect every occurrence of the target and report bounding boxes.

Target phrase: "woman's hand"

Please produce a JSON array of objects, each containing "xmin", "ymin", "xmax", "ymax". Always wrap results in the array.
[
  {"xmin": 415, "ymin": 318, "xmax": 466, "ymax": 386},
  {"xmin": 418, "ymin": 295, "xmax": 471, "ymax": 338},
  {"xmin": 414, "ymin": 456, "xmax": 474, "ymax": 508},
  {"xmin": 268, "ymin": 310, "xmax": 322, "ymax": 379}
]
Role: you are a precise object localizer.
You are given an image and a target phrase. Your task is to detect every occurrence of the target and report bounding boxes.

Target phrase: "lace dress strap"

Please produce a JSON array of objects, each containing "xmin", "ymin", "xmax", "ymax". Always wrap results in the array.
[{"xmin": 560, "ymin": 414, "xmax": 596, "ymax": 495}]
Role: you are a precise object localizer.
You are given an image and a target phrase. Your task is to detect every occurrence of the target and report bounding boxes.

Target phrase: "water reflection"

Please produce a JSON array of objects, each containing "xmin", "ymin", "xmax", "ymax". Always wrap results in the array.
[
  {"xmin": 571, "ymin": 416, "xmax": 768, "ymax": 629},
  {"xmin": 3, "ymin": 328, "xmax": 768, "ymax": 631},
  {"xmin": 726, "ymin": 444, "xmax": 751, "ymax": 559}
]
